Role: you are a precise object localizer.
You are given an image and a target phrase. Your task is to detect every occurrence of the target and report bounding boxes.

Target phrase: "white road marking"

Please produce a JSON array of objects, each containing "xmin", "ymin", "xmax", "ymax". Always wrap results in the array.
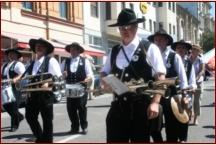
[{"xmin": 56, "ymin": 134, "xmax": 81, "ymax": 143}]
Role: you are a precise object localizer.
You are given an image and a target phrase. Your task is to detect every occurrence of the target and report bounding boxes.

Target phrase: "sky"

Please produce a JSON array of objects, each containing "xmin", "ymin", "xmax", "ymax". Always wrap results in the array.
[{"xmin": 210, "ymin": 2, "xmax": 215, "ymax": 19}]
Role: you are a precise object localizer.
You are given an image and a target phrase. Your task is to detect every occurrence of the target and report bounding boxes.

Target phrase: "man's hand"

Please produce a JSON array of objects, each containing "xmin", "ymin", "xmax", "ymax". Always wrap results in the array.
[
  {"xmin": 62, "ymin": 71, "xmax": 67, "ymax": 78},
  {"xmin": 181, "ymin": 96, "xmax": 188, "ymax": 110},
  {"xmin": 147, "ymin": 102, "xmax": 159, "ymax": 119},
  {"xmin": 41, "ymin": 83, "xmax": 49, "ymax": 88}
]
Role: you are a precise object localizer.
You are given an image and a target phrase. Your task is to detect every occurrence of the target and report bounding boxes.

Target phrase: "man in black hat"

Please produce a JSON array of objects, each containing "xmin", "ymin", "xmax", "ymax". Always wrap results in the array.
[
  {"xmin": 171, "ymin": 40, "xmax": 197, "ymax": 142},
  {"xmin": 148, "ymin": 30, "xmax": 189, "ymax": 142},
  {"xmin": 100, "ymin": 8, "xmax": 166, "ymax": 143},
  {"xmin": 25, "ymin": 38, "xmax": 62, "ymax": 143},
  {"xmin": 1, "ymin": 48, "xmax": 25, "ymax": 132},
  {"xmin": 60, "ymin": 42, "xmax": 93, "ymax": 135}
]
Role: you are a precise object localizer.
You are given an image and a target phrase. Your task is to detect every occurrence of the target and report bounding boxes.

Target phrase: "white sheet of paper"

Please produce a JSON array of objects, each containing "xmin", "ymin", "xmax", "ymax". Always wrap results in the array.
[{"xmin": 102, "ymin": 74, "xmax": 130, "ymax": 95}]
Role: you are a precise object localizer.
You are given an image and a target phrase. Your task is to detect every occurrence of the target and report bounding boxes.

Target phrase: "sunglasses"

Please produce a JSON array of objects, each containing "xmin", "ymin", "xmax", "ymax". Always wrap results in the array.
[{"xmin": 118, "ymin": 25, "xmax": 132, "ymax": 30}]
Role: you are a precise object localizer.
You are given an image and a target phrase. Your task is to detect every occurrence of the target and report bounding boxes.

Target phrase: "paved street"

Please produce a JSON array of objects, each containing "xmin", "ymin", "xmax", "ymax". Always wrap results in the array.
[{"xmin": 1, "ymin": 78, "xmax": 215, "ymax": 143}]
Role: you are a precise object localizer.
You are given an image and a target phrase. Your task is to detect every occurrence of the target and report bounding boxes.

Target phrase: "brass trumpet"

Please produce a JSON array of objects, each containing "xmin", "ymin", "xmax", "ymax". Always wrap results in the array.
[
  {"xmin": 19, "ymin": 84, "xmax": 60, "ymax": 94},
  {"xmin": 142, "ymin": 88, "xmax": 171, "ymax": 99},
  {"xmin": 15, "ymin": 75, "xmax": 59, "ymax": 90},
  {"xmin": 148, "ymin": 77, "xmax": 180, "ymax": 90}
]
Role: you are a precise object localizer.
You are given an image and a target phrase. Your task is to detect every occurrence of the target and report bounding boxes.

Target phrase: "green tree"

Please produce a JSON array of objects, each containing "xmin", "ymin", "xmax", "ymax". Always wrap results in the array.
[{"xmin": 199, "ymin": 28, "xmax": 215, "ymax": 53}]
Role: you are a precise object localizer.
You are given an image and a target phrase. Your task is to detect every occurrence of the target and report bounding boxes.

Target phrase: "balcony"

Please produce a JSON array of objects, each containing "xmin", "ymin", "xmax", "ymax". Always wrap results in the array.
[{"xmin": 104, "ymin": 19, "xmax": 120, "ymax": 37}]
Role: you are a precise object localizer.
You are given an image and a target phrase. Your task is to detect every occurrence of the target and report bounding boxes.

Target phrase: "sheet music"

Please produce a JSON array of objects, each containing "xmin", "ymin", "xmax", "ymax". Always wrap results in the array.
[{"xmin": 102, "ymin": 74, "xmax": 130, "ymax": 95}]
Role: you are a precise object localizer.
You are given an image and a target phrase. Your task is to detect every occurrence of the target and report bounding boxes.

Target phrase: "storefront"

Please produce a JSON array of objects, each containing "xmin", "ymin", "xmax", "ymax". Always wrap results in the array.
[{"xmin": 1, "ymin": 31, "xmax": 105, "ymax": 65}]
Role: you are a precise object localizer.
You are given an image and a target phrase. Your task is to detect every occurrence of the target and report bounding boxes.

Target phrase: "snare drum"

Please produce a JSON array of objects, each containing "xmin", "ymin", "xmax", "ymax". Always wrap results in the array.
[
  {"xmin": 2, "ymin": 84, "xmax": 16, "ymax": 105},
  {"xmin": 66, "ymin": 84, "xmax": 85, "ymax": 98}
]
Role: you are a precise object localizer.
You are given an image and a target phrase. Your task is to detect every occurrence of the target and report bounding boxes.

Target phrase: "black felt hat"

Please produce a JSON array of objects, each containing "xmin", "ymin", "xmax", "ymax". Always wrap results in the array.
[
  {"xmin": 65, "ymin": 42, "xmax": 84, "ymax": 53},
  {"xmin": 108, "ymin": 8, "xmax": 145, "ymax": 27},
  {"xmin": 29, "ymin": 38, "xmax": 54, "ymax": 55},
  {"xmin": 147, "ymin": 29, "xmax": 173, "ymax": 46},
  {"xmin": 171, "ymin": 39, "xmax": 192, "ymax": 51},
  {"xmin": 5, "ymin": 48, "xmax": 22, "ymax": 59}
]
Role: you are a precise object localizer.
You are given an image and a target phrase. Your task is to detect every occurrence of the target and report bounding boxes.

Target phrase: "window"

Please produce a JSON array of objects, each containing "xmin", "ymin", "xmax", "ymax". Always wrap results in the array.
[
  {"xmin": 142, "ymin": 16, "xmax": 146, "ymax": 29},
  {"xmin": 169, "ymin": 23, "xmax": 171, "ymax": 34},
  {"xmin": 121, "ymin": 2, "xmax": 125, "ymax": 9},
  {"xmin": 159, "ymin": 22, "xmax": 163, "ymax": 29},
  {"xmin": 158, "ymin": 2, "xmax": 163, "ymax": 7},
  {"xmin": 153, "ymin": 21, "xmax": 156, "ymax": 33},
  {"xmin": 108, "ymin": 40, "xmax": 119, "ymax": 54},
  {"xmin": 106, "ymin": 2, "xmax": 111, "ymax": 20},
  {"xmin": 147, "ymin": 2, "xmax": 151, "ymax": 4},
  {"xmin": 149, "ymin": 19, "xmax": 152, "ymax": 31},
  {"xmin": 173, "ymin": 25, "xmax": 175, "ymax": 34},
  {"xmin": 168, "ymin": 2, "xmax": 171, "ymax": 10},
  {"xmin": 91, "ymin": 2, "xmax": 98, "ymax": 17},
  {"xmin": 153, "ymin": 2, "xmax": 156, "ymax": 7},
  {"xmin": 172, "ymin": 2, "xmax": 175, "ymax": 12},
  {"xmin": 21, "ymin": 2, "xmax": 33, "ymax": 11},
  {"xmin": 59, "ymin": 2, "xmax": 67, "ymax": 19},
  {"xmin": 130, "ymin": 3, "xmax": 134, "ymax": 10},
  {"xmin": 89, "ymin": 36, "xmax": 102, "ymax": 47}
]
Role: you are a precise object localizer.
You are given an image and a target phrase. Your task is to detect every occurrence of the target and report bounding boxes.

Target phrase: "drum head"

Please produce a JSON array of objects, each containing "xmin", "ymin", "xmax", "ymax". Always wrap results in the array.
[{"xmin": 170, "ymin": 97, "xmax": 189, "ymax": 123}]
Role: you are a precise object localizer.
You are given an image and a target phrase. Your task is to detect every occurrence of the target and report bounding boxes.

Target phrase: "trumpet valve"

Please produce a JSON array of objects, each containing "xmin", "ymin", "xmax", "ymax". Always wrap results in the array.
[
  {"xmin": 60, "ymin": 84, "xmax": 66, "ymax": 93},
  {"xmin": 58, "ymin": 76, "xmax": 64, "ymax": 83},
  {"xmin": 52, "ymin": 75, "xmax": 59, "ymax": 82}
]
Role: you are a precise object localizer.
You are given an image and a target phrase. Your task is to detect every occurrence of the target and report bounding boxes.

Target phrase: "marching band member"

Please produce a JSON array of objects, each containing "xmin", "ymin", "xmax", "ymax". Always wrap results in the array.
[
  {"xmin": 1, "ymin": 48, "xmax": 25, "ymax": 132},
  {"xmin": 60, "ymin": 42, "xmax": 93, "ymax": 135},
  {"xmin": 148, "ymin": 29, "xmax": 189, "ymax": 142},
  {"xmin": 171, "ymin": 40, "xmax": 197, "ymax": 142},
  {"xmin": 100, "ymin": 8, "xmax": 166, "ymax": 143},
  {"xmin": 25, "ymin": 38, "xmax": 62, "ymax": 143}
]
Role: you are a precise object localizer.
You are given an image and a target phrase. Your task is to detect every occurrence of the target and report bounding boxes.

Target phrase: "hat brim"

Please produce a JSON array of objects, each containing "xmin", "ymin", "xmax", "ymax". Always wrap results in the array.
[
  {"xmin": 171, "ymin": 42, "xmax": 192, "ymax": 51},
  {"xmin": 148, "ymin": 34, "xmax": 173, "ymax": 46},
  {"xmin": 29, "ymin": 39, "xmax": 54, "ymax": 55},
  {"xmin": 108, "ymin": 18, "xmax": 145, "ymax": 27},
  {"xmin": 5, "ymin": 49, "xmax": 22, "ymax": 59},
  {"xmin": 65, "ymin": 44, "xmax": 85, "ymax": 53}
]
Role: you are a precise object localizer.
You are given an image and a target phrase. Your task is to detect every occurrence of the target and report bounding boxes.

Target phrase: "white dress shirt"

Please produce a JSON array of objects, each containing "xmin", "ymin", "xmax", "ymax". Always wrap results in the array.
[
  {"xmin": 60, "ymin": 56, "xmax": 93, "ymax": 78},
  {"xmin": 189, "ymin": 56, "xmax": 204, "ymax": 82},
  {"xmin": 1, "ymin": 61, "xmax": 25, "ymax": 79},
  {"xmin": 32, "ymin": 56, "xmax": 62, "ymax": 77},
  {"xmin": 182, "ymin": 56, "xmax": 197, "ymax": 89},
  {"xmin": 101, "ymin": 36, "xmax": 166, "ymax": 77},
  {"xmin": 161, "ymin": 48, "xmax": 188, "ymax": 90}
]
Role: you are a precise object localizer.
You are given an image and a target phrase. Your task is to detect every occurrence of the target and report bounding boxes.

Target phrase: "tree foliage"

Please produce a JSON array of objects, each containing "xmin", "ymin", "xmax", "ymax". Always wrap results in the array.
[{"xmin": 199, "ymin": 28, "xmax": 215, "ymax": 53}]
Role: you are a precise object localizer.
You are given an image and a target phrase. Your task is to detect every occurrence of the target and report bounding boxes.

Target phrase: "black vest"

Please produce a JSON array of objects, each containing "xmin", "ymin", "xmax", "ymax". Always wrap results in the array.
[
  {"xmin": 184, "ymin": 58, "xmax": 193, "ymax": 81},
  {"xmin": 65, "ymin": 56, "xmax": 86, "ymax": 86},
  {"xmin": 165, "ymin": 51, "xmax": 177, "ymax": 78},
  {"xmin": 27, "ymin": 56, "xmax": 51, "ymax": 91},
  {"xmin": 2, "ymin": 61, "xmax": 18, "ymax": 88}
]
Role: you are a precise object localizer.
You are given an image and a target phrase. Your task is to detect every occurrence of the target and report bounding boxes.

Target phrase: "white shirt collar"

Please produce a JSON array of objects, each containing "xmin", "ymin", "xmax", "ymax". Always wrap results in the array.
[
  {"xmin": 162, "ymin": 48, "xmax": 170, "ymax": 57},
  {"xmin": 118, "ymin": 35, "xmax": 141, "ymax": 50},
  {"xmin": 34, "ymin": 56, "xmax": 45, "ymax": 64}
]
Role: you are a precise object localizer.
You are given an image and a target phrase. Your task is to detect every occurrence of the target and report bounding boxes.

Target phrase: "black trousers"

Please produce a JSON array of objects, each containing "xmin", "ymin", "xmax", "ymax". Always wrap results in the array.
[
  {"xmin": 25, "ymin": 92, "xmax": 54, "ymax": 143},
  {"xmin": 3, "ymin": 87, "xmax": 24, "ymax": 129},
  {"xmin": 66, "ymin": 92, "xmax": 88, "ymax": 131},
  {"xmin": 178, "ymin": 122, "xmax": 189, "ymax": 142},
  {"xmin": 106, "ymin": 98, "xmax": 150, "ymax": 143}
]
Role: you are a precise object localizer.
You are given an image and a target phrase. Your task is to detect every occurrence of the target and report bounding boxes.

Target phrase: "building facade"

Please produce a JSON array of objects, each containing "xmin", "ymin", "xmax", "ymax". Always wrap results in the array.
[
  {"xmin": 1, "ymin": 2, "xmax": 104, "ymax": 65},
  {"xmin": 83, "ymin": 2, "xmax": 178, "ymax": 63},
  {"xmin": 176, "ymin": 4, "xmax": 200, "ymax": 44},
  {"xmin": 177, "ymin": 2, "xmax": 214, "ymax": 42}
]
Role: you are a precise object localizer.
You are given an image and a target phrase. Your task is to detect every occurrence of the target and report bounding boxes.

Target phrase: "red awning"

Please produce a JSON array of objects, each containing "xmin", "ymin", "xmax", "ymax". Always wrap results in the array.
[{"xmin": 51, "ymin": 39, "xmax": 105, "ymax": 57}]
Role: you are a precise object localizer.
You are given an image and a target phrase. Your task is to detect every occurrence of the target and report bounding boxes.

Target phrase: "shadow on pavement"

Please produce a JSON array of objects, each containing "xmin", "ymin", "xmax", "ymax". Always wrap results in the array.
[
  {"xmin": 87, "ymin": 105, "xmax": 111, "ymax": 108},
  {"xmin": 202, "ymin": 125, "xmax": 215, "ymax": 129},
  {"xmin": 204, "ymin": 89, "xmax": 215, "ymax": 91},
  {"xmin": 2, "ymin": 134, "xmax": 35, "ymax": 142},
  {"xmin": 205, "ymin": 135, "xmax": 215, "ymax": 138},
  {"xmin": 201, "ymin": 104, "xmax": 215, "ymax": 107}
]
